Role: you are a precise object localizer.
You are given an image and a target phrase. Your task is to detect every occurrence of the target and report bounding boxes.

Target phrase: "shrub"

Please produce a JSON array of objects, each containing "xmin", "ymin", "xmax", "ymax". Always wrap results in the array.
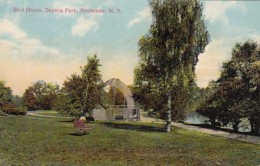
[
  {"xmin": 2, "ymin": 104, "xmax": 26, "ymax": 115},
  {"xmin": 0, "ymin": 109, "xmax": 8, "ymax": 116}
]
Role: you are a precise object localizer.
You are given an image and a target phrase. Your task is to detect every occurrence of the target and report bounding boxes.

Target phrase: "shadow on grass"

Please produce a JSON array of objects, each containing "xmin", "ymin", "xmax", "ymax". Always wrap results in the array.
[
  {"xmin": 69, "ymin": 132, "xmax": 89, "ymax": 136},
  {"xmin": 103, "ymin": 122, "xmax": 164, "ymax": 133},
  {"xmin": 58, "ymin": 119, "xmax": 74, "ymax": 123},
  {"xmin": 59, "ymin": 120, "xmax": 95, "ymax": 125},
  {"xmin": 69, "ymin": 132, "xmax": 89, "ymax": 137}
]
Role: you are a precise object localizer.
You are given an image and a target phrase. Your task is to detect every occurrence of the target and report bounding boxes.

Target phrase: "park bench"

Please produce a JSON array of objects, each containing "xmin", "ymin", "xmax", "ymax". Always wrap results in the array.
[{"xmin": 73, "ymin": 120, "xmax": 92, "ymax": 135}]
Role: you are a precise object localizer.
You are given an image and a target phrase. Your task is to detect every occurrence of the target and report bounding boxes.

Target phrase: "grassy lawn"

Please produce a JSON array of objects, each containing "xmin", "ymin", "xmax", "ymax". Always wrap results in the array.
[{"xmin": 0, "ymin": 116, "xmax": 259, "ymax": 166}]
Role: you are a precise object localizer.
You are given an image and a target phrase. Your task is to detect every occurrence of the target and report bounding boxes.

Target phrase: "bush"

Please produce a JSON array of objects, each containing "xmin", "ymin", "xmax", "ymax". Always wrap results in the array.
[
  {"xmin": 0, "ymin": 109, "xmax": 8, "ymax": 116},
  {"xmin": 2, "ymin": 104, "xmax": 26, "ymax": 115}
]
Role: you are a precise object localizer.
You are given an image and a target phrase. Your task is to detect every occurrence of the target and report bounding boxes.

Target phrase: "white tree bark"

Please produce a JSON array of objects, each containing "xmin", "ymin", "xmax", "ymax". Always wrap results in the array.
[{"xmin": 166, "ymin": 94, "xmax": 172, "ymax": 132}]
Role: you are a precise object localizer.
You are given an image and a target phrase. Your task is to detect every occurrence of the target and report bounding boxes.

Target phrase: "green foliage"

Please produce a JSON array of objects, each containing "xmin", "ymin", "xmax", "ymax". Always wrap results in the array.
[
  {"xmin": 12, "ymin": 95, "xmax": 24, "ymax": 107},
  {"xmin": 197, "ymin": 41, "xmax": 260, "ymax": 134},
  {"xmin": 2, "ymin": 103, "xmax": 26, "ymax": 115},
  {"xmin": 23, "ymin": 81, "xmax": 60, "ymax": 111},
  {"xmin": 197, "ymin": 81, "xmax": 221, "ymax": 126},
  {"xmin": 23, "ymin": 87, "xmax": 37, "ymax": 110},
  {"xmin": 57, "ymin": 55, "xmax": 103, "ymax": 118},
  {"xmin": 0, "ymin": 108, "xmax": 8, "ymax": 116},
  {"xmin": 134, "ymin": 0, "xmax": 209, "ymax": 130},
  {"xmin": 186, "ymin": 85, "xmax": 208, "ymax": 112},
  {"xmin": 0, "ymin": 81, "xmax": 12, "ymax": 109},
  {"xmin": 54, "ymin": 92, "xmax": 82, "ymax": 117},
  {"xmin": 0, "ymin": 81, "xmax": 26, "ymax": 116}
]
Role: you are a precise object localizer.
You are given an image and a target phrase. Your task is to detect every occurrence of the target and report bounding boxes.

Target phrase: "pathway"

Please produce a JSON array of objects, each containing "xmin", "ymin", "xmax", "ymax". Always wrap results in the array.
[
  {"xmin": 27, "ymin": 111, "xmax": 71, "ymax": 119},
  {"xmin": 140, "ymin": 112, "xmax": 260, "ymax": 145},
  {"xmin": 172, "ymin": 122, "xmax": 260, "ymax": 145}
]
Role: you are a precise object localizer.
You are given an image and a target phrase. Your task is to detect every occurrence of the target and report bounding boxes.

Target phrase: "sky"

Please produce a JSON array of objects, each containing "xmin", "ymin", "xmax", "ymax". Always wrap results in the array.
[{"xmin": 0, "ymin": 0, "xmax": 260, "ymax": 96}]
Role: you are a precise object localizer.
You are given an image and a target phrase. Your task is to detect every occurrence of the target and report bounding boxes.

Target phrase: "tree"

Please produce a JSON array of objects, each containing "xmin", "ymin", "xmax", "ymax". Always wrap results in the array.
[
  {"xmin": 0, "ymin": 81, "xmax": 12, "ymax": 110},
  {"xmin": 220, "ymin": 41, "xmax": 260, "ymax": 133},
  {"xmin": 23, "ymin": 87, "xmax": 37, "ymax": 110},
  {"xmin": 197, "ymin": 81, "xmax": 222, "ymax": 127},
  {"xmin": 41, "ymin": 82, "xmax": 60, "ymax": 110},
  {"xmin": 134, "ymin": 0, "xmax": 209, "ymax": 132},
  {"xmin": 0, "ymin": 81, "xmax": 26, "ymax": 115},
  {"xmin": 23, "ymin": 80, "xmax": 59, "ymax": 110},
  {"xmin": 197, "ymin": 41, "xmax": 260, "ymax": 134},
  {"xmin": 12, "ymin": 95, "xmax": 24, "ymax": 108},
  {"xmin": 60, "ymin": 55, "xmax": 103, "ymax": 118}
]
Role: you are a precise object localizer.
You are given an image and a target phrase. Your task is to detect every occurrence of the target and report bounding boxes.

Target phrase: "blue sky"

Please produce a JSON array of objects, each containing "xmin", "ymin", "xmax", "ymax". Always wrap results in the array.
[{"xmin": 0, "ymin": 0, "xmax": 260, "ymax": 95}]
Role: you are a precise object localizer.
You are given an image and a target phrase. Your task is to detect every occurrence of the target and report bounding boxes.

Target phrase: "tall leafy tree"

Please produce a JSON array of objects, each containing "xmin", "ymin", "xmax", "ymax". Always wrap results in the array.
[
  {"xmin": 0, "ymin": 81, "xmax": 26, "ymax": 115},
  {"xmin": 219, "ymin": 41, "xmax": 260, "ymax": 133},
  {"xmin": 197, "ymin": 81, "xmax": 222, "ymax": 126},
  {"xmin": 41, "ymin": 83, "xmax": 60, "ymax": 110},
  {"xmin": 12, "ymin": 95, "xmax": 24, "ymax": 108},
  {"xmin": 23, "ymin": 87, "xmax": 37, "ymax": 110},
  {"xmin": 61, "ymin": 55, "xmax": 103, "ymax": 118},
  {"xmin": 23, "ymin": 81, "xmax": 59, "ymax": 110},
  {"xmin": 134, "ymin": 0, "xmax": 209, "ymax": 132},
  {"xmin": 0, "ymin": 81, "xmax": 12, "ymax": 110},
  {"xmin": 197, "ymin": 41, "xmax": 260, "ymax": 134}
]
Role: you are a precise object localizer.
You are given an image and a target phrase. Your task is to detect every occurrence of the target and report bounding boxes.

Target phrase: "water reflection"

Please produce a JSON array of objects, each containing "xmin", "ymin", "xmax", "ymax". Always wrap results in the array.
[{"xmin": 184, "ymin": 112, "xmax": 251, "ymax": 132}]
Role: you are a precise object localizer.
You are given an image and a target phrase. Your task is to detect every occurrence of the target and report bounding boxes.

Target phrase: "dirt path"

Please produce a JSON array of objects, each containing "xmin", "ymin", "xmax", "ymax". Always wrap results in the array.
[
  {"xmin": 172, "ymin": 122, "xmax": 260, "ymax": 145},
  {"xmin": 27, "ymin": 111, "xmax": 71, "ymax": 119}
]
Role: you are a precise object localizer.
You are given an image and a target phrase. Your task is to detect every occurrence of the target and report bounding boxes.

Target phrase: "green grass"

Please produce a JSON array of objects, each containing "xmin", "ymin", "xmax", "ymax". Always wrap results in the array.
[
  {"xmin": 31, "ymin": 110, "xmax": 60, "ymax": 116},
  {"xmin": 0, "ymin": 116, "xmax": 259, "ymax": 166}
]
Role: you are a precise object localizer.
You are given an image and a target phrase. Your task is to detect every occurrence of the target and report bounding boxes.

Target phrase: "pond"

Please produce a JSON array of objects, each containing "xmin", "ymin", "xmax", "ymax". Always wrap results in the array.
[{"xmin": 184, "ymin": 112, "xmax": 251, "ymax": 132}]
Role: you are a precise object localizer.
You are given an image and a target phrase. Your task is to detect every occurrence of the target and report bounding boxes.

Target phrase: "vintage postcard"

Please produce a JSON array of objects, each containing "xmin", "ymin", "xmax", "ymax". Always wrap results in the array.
[{"xmin": 0, "ymin": 0, "xmax": 259, "ymax": 165}]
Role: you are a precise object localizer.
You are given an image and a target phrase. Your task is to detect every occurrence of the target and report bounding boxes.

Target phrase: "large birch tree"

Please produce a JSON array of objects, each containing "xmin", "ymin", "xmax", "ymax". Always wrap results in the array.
[{"xmin": 134, "ymin": 0, "xmax": 209, "ymax": 132}]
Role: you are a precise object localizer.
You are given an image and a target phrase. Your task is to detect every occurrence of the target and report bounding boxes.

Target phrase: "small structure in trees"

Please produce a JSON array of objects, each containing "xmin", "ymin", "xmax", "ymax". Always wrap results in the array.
[{"xmin": 99, "ymin": 78, "xmax": 140, "ymax": 121}]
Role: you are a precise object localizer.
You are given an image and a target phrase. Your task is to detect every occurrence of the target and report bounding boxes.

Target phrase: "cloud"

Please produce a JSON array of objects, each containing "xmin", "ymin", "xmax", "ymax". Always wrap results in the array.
[
  {"xmin": 195, "ymin": 39, "xmax": 232, "ymax": 87},
  {"xmin": 204, "ymin": 1, "xmax": 240, "ymax": 24},
  {"xmin": 71, "ymin": 16, "xmax": 99, "ymax": 37},
  {"xmin": 53, "ymin": 0, "xmax": 104, "ymax": 37},
  {"xmin": 0, "ymin": 18, "xmax": 138, "ymax": 95},
  {"xmin": 0, "ymin": 19, "xmax": 27, "ymax": 39},
  {"xmin": 128, "ymin": 7, "xmax": 151, "ymax": 28},
  {"xmin": 0, "ymin": 19, "xmax": 63, "ymax": 62},
  {"xmin": 0, "ymin": 19, "xmax": 83, "ymax": 95}
]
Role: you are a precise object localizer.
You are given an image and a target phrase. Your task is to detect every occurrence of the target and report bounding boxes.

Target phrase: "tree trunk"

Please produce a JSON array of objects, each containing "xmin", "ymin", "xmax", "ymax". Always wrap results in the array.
[
  {"xmin": 250, "ymin": 119, "xmax": 260, "ymax": 135},
  {"xmin": 210, "ymin": 117, "xmax": 215, "ymax": 127},
  {"xmin": 233, "ymin": 123, "xmax": 239, "ymax": 132},
  {"xmin": 166, "ymin": 94, "xmax": 172, "ymax": 132}
]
